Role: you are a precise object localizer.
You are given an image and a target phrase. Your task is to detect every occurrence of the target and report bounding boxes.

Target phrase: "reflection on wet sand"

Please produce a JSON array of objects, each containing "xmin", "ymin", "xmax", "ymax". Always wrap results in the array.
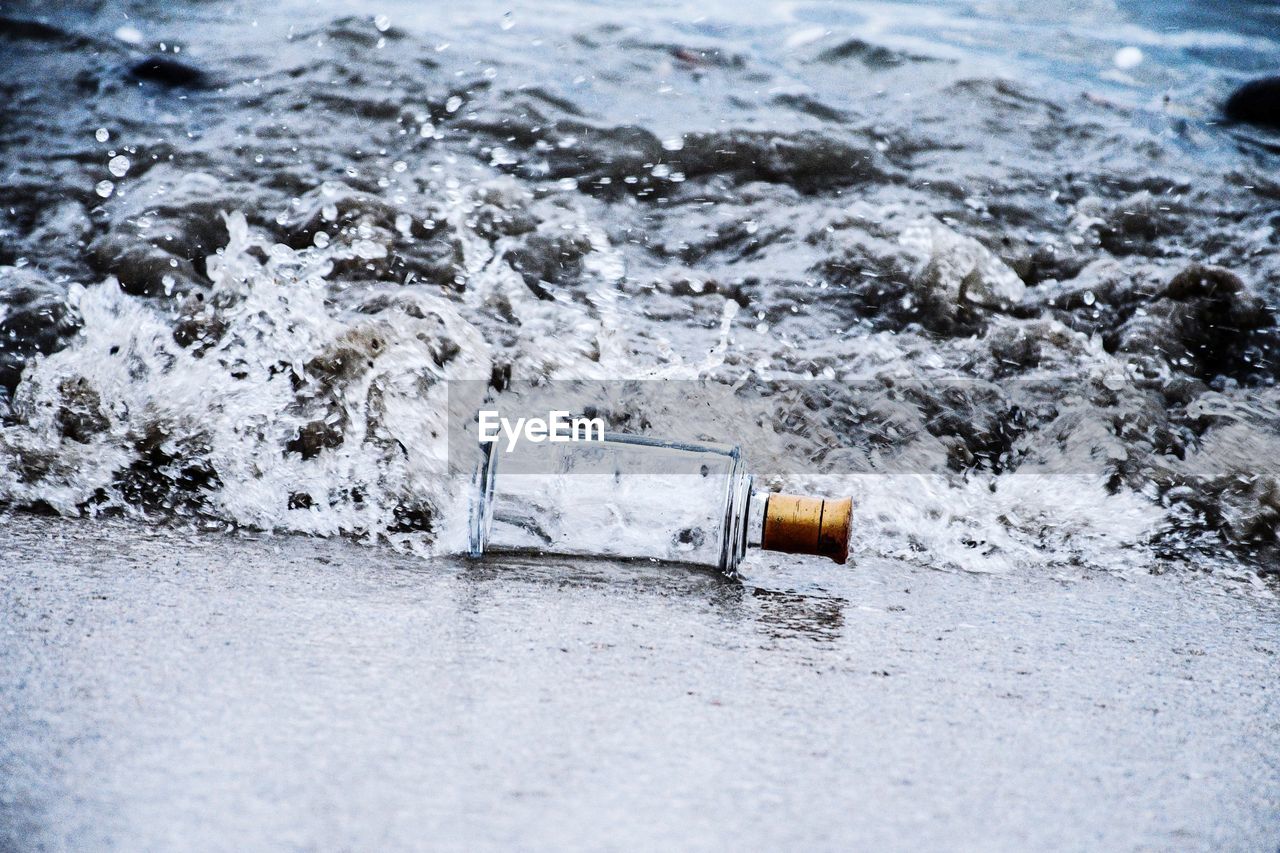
[{"xmin": 453, "ymin": 553, "xmax": 849, "ymax": 646}]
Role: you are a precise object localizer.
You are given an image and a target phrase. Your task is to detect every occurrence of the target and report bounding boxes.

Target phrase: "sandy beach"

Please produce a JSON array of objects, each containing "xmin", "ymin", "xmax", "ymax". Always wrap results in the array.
[{"xmin": 2, "ymin": 514, "xmax": 1276, "ymax": 850}]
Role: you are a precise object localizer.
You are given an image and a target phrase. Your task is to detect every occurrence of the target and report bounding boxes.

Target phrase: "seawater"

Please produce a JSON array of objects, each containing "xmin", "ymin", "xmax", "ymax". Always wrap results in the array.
[{"xmin": 0, "ymin": 0, "xmax": 1277, "ymax": 576}]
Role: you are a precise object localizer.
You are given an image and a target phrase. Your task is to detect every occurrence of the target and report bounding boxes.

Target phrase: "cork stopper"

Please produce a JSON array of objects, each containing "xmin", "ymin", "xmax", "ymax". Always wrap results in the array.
[{"xmin": 761, "ymin": 494, "xmax": 852, "ymax": 565}]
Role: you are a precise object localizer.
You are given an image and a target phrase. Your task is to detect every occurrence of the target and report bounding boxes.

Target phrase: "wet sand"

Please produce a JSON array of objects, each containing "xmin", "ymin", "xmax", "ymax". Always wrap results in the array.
[{"xmin": 1, "ymin": 514, "xmax": 1276, "ymax": 851}]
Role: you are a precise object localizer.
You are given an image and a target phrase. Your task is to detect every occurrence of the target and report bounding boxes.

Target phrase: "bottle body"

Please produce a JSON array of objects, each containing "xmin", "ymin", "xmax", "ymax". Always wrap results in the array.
[
  {"xmin": 469, "ymin": 433, "xmax": 754, "ymax": 573},
  {"xmin": 467, "ymin": 431, "xmax": 851, "ymax": 573}
]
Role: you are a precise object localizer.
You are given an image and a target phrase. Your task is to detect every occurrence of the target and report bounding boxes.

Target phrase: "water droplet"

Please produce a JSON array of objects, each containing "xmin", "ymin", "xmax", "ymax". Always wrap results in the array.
[
  {"xmin": 445, "ymin": 96, "xmax": 463, "ymax": 113},
  {"xmin": 661, "ymin": 136, "xmax": 684, "ymax": 152},
  {"xmin": 313, "ymin": 231, "xmax": 331, "ymax": 248},
  {"xmin": 95, "ymin": 180, "xmax": 115, "ymax": 198},
  {"xmin": 373, "ymin": 14, "xmax": 391, "ymax": 32},
  {"xmin": 321, "ymin": 204, "xmax": 339, "ymax": 222},
  {"xmin": 108, "ymin": 155, "xmax": 130, "ymax": 178},
  {"xmin": 395, "ymin": 213, "xmax": 413, "ymax": 236},
  {"xmin": 500, "ymin": 12, "xmax": 515, "ymax": 30},
  {"xmin": 95, "ymin": 128, "xmax": 110, "ymax": 143},
  {"xmin": 114, "ymin": 25, "xmax": 143, "ymax": 45},
  {"xmin": 1082, "ymin": 290, "xmax": 1096, "ymax": 306},
  {"xmin": 1113, "ymin": 46, "xmax": 1143, "ymax": 70},
  {"xmin": 392, "ymin": 160, "xmax": 407, "ymax": 173}
]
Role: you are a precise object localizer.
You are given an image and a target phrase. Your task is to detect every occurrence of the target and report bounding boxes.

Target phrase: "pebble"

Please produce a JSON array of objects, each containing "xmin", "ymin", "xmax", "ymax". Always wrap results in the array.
[
  {"xmin": 1224, "ymin": 76, "xmax": 1280, "ymax": 129},
  {"xmin": 127, "ymin": 55, "xmax": 209, "ymax": 88}
]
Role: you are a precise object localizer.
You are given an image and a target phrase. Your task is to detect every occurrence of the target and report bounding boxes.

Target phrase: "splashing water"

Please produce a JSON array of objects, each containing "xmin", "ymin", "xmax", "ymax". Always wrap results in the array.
[{"xmin": 2, "ymin": 212, "xmax": 491, "ymax": 550}]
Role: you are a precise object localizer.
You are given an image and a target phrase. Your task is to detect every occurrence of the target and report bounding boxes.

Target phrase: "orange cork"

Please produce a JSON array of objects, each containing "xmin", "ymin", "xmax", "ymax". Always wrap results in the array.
[{"xmin": 762, "ymin": 494, "xmax": 853, "ymax": 565}]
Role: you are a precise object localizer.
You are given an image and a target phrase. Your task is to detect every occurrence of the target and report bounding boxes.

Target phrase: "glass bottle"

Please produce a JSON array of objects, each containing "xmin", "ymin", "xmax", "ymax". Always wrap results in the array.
[{"xmin": 467, "ymin": 431, "xmax": 851, "ymax": 574}]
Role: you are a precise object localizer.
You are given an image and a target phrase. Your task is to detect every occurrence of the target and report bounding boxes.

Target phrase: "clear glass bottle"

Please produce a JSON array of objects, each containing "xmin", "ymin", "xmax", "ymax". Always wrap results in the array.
[{"xmin": 467, "ymin": 432, "xmax": 851, "ymax": 574}]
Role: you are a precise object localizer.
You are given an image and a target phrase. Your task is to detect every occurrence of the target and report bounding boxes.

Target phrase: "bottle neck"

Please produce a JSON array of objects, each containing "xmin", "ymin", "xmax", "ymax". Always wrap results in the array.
[{"xmin": 746, "ymin": 490, "xmax": 767, "ymax": 550}]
